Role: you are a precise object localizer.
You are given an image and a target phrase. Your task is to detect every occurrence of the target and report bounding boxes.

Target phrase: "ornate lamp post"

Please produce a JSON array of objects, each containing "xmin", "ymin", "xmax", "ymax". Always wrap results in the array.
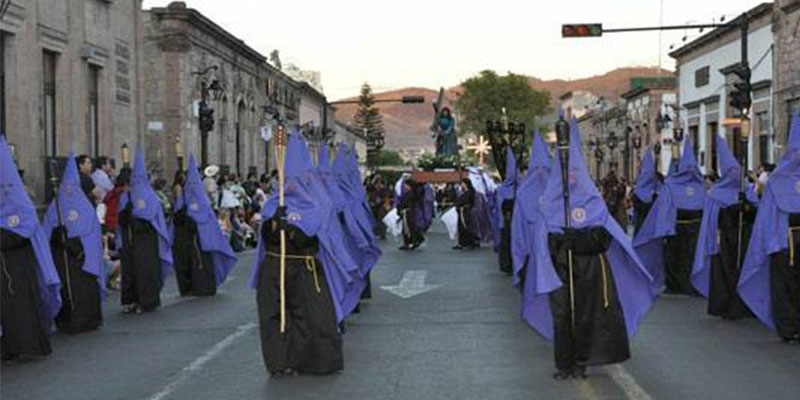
[
  {"xmin": 485, "ymin": 113, "xmax": 526, "ymax": 180},
  {"xmin": 120, "ymin": 143, "xmax": 131, "ymax": 168},
  {"xmin": 192, "ymin": 65, "xmax": 224, "ymax": 167}
]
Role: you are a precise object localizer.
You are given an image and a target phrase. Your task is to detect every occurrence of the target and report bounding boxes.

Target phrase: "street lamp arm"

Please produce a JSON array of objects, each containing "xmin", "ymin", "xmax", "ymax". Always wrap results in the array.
[{"xmin": 602, "ymin": 23, "xmax": 725, "ymax": 34}]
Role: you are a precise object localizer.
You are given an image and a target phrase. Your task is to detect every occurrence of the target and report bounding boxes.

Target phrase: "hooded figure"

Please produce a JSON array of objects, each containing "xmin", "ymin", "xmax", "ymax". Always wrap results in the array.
[
  {"xmin": 42, "ymin": 155, "xmax": 104, "ymax": 333},
  {"xmin": 496, "ymin": 146, "xmax": 521, "ymax": 274},
  {"xmin": 525, "ymin": 120, "xmax": 655, "ymax": 379},
  {"xmin": 454, "ymin": 178, "xmax": 481, "ymax": 250},
  {"xmin": 466, "ymin": 167, "xmax": 495, "ymax": 244},
  {"xmin": 0, "ymin": 137, "xmax": 61, "ymax": 359},
  {"xmin": 118, "ymin": 147, "xmax": 173, "ymax": 313},
  {"xmin": 691, "ymin": 135, "xmax": 758, "ymax": 319},
  {"xmin": 172, "ymin": 154, "xmax": 237, "ymax": 297},
  {"xmin": 319, "ymin": 145, "xmax": 379, "ymax": 300},
  {"xmin": 738, "ymin": 111, "xmax": 800, "ymax": 343},
  {"xmin": 512, "ymin": 132, "xmax": 551, "ymax": 289},
  {"xmin": 632, "ymin": 150, "xmax": 660, "ymax": 235},
  {"xmin": 249, "ymin": 133, "xmax": 363, "ymax": 375},
  {"xmin": 633, "ymin": 139, "xmax": 705, "ymax": 295},
  {"xmin": 397, "ymin": 178, "xmax": 427, "ymax": 250}
]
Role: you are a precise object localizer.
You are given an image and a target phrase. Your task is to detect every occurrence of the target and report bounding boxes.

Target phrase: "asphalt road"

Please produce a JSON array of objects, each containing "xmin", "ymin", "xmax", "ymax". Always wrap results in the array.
[{"xmin": 2, "ymin": 226, "xmax": 799, "ymax": 400}]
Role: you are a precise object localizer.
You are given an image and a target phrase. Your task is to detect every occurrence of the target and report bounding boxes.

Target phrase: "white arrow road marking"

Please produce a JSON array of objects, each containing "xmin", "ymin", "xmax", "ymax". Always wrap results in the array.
[{"xmin": 380, "ymin": 270, "xmax": 442, "ymax": 299}]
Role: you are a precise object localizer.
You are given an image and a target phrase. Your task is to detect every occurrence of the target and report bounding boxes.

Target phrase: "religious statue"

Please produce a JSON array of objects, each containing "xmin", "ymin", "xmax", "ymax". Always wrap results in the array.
[{"xmin": 433, "ymin": 107, "xmax": 459, "ymax": 157}]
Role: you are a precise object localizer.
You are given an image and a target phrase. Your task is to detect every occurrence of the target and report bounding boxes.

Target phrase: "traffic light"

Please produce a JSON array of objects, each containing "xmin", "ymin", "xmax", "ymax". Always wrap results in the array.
[
  {"xmin": 729, "ymin": 64, "xmax": 752, "ymax": 113},
  {"xmin": 562, "ymin": 24, "xmax": 603, "ymax": 38}
]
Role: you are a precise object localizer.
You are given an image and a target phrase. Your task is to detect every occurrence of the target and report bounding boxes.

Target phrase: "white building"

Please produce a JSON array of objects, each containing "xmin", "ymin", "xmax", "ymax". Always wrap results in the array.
[{"xmin": 670, "ymin": 3, "xmax": 775, "ymax": 174}]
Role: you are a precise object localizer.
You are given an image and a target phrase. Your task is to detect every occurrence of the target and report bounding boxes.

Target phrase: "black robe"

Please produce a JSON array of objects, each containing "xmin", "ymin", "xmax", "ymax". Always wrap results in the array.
[
  {"xmin": 172, "ymin": 208, "xmax": 217, "ymax": 297},
  {"xmin": 0, "ymin": 229, "xmax": 52, "ymax": 359},
  {"xmin": 49, "ymin": 227, "xmax": 102, "ymax": 333},
  {"xmin": 455, "ymin": 189, "xmax": 479, "ymax": 248},
  {"xmin": 119, "ymin": 203, "xmax": 163, "ymax": 311},
  {"xmin": 632, "ymin": 194, "xmax": 652, "ymax": 236},
  {"xmin": 256, "ymin": 218, "xmax": 343, "ymax": 375},
  {"xmin": 664, "ymin": 209, "xmax": 702, "ymax": 295},
  {"xmin": 498, "ymin": 199, "xmax": 514, "ymax": 274},
  {"xmin": 548, "ymin": 227, "xmax": 630, "ymax": 372},
  {"xmin": 707, "ymin": 203, "xmax": 756, "ymax": 319},
  {"xmin": 770, "ymin": 213, "xmax": 800, "ymax": 341},
  {"xmin": 398, "ymin": 187, "xmax": 424, "ymax": 248}
]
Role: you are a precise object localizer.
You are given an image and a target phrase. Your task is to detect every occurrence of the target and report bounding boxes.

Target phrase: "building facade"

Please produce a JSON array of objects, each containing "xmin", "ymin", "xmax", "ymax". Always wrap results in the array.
[
  {"xmin": 142, "ymin": 1, "xmax": 302, "ymax": 181},
  {"xmin": 1, "ymin": 0, "xmax": 145, "ymax": 203},
  {"xmin": 621, "ymin": 82, "xmax": 677, "ymax": 175},
  {"xmin": 670, "ymin": 3, "xmax": 775, "ymax": 175},
  {"xmin": 773, "ymin": 0, "xmax": 800, "ymax": 144}
]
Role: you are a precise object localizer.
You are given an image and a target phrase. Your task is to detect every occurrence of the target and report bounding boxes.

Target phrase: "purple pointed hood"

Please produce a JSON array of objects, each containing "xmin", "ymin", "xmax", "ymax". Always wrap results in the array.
[
  {"xmin": 175, "ymin": 154, "xmax": 237, "ymax": 286},
  {"xmin": 0, "ymin": 136, "xmax": 62, "ymax": 324},
  {"xmin": 120, "ymin": 146, "xmax": 173, "ymax": 279},
  {"xmin": 498, "ymin": 146, "xmax": 520, "ymax": 203},
  {"xmin": 42, "ymin": 155, "xmax": 105, "ymax": 293},
  {"xmin": 633, "ymin": 150, "xmax": 658, "ymax": 203},
  {"xmin": 511, "ymin": 131, "xmax": 551, "ymax": 284},
  {"xmin": 316, "ymin": 145, "xmax": 346, "ymax": 210},
  {"xmin": 522, "ymin": 119, "xmax": 655, "ymax": 340},
  {"xmin": 665, "ymin": 139, "xmax": 705, "ymax": 210},
  {"xmin": 738, "ymin": 111, "xmax": 800, "ymax": 331},
  {"xmin": 707, "ymin": 134, "xmax": 758, "ymax": 206}
]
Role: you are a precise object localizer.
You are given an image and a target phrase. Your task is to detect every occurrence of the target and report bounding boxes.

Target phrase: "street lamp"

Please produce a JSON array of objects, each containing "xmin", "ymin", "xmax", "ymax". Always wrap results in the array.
[
  {"xmin": 121, "ymin": 143, "xmax": 131, "ymax": 168},
  {"xmin": 192, "ymin": 65, "xmax": 224, "ymax": 167},
  {"xmin": 485, "ymin": 117, "xmax": 526, "ymax": 180}
]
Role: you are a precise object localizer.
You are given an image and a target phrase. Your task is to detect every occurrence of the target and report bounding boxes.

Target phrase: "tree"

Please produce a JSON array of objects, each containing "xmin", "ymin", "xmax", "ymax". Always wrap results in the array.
[
  {"xmin": 454, "ymin": 70, "xmax": 551, "ymax": 134},
  {"xmin": 454, "ymin": 70, "xmax": 551, "ymax": 173},
  {"xmin": 353, "ymin": 83, "xmax": 386, "ymax": 167}
]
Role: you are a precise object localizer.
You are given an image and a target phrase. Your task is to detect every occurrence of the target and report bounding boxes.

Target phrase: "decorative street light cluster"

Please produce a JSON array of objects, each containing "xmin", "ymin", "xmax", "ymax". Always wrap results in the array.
[
  {"xmin": 484, "ymin": 109, "xmax": 526, "ymax": 179},
  {"xmin": 192, "ymin": 65, "xmax": 224, "ymax": 167}
]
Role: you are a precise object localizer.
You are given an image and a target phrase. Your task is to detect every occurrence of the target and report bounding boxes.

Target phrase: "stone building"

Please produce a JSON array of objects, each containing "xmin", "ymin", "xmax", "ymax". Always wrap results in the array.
[
  {"xmin": 773, "ymin": 0, "xmax": 800, "ymax": 145},
  {"xmin": 142, "ymin": 1, "xmax": 304, "ymax": 180},
  {"xmin": 670, "ymin": 3, "xmax": 775, "ymax": 174},
  {"xmin": 621, "ymin": 78, "xmax": 677, "ymax": 176},
  {"xmin": 575, "ymin": 104, "xmax": 627, "ymax": 181},
  {"xmin": 1, "ymin": 0, "xmax": 145, "ymax": 203}
]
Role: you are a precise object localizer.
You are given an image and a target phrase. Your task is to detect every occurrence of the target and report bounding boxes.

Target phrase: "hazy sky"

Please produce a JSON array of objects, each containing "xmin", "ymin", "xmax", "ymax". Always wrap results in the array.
[{"xmin": 143, "ymin": 0, "xmax": 765, "ymax": 100}]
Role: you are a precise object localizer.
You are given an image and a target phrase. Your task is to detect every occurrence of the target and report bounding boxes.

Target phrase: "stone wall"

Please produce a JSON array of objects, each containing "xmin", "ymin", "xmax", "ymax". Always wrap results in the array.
[{"xmin": 0, "ymin": 0, "xmax": 144, "ymax": 204}]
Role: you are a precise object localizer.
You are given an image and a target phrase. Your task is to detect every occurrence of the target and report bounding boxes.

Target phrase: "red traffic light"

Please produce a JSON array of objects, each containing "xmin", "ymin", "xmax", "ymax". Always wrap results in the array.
[{"xmin": 562, "ymin": 24, "xmax": 603, "ymax": 38}]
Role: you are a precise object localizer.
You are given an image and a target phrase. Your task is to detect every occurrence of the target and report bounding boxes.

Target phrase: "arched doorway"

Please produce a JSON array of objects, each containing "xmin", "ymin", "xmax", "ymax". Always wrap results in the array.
[{"xmin": 236, "ymin": 100, "xmax": 246, "ymax": 176}]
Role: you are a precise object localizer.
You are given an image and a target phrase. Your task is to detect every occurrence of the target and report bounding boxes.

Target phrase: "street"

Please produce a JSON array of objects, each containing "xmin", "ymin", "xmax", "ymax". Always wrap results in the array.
[{"xmin": 2, "ymin": 226, "xmax": 799, "ymax": 400}]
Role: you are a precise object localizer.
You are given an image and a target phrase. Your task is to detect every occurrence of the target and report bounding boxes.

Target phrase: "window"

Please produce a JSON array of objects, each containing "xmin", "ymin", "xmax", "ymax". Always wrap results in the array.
[
  {"xmin": 43, "ymin": 51, "xmax": 57, "ymax": 156},
  {"xmin": 1, "ymin": 33, "xmax": 6, "ymax": 135},
  {"xmin": 88, "ymin": 65, "xmax": 100, "ymax": 157},
  {"xmin": 695, "ymin": 66, "xmax": 710, "ymax": 88}
]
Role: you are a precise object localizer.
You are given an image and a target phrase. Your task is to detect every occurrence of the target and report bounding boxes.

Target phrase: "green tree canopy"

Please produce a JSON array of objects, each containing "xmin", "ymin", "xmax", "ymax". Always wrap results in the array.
[
  {"xmin": 454, "ymin": 70, "xmax": 551, "ymax": 136},
  {"xmin": 375, "ymin": 150, "xmax": 405, "ymax": 166}
]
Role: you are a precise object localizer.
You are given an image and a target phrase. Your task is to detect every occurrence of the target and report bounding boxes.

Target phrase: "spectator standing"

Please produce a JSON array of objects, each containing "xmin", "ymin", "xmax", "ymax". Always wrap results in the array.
[
  {"xmin": 91, "ymin": 156, "xmax": 114, "ymax": 200},
  {"xmin": 77, "ymin": 154, "xmax": 101, "ymax": 206}
]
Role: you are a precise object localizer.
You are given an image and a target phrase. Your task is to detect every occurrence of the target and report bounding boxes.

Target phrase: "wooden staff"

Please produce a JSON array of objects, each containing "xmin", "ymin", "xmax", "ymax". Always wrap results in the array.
[
  {"xmin": 554, "ymin": 115, "xmax": 575, "ymax": 332},
  {"xmin": 273, "ymin": 123, "xmax": 288, "ymax": 333}
]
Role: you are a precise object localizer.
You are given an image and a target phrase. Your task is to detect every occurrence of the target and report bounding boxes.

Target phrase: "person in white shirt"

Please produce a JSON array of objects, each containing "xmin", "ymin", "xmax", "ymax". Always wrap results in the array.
[{"xmin": 91, "ymin": 156, "xmax": 114, "ymax": 201}]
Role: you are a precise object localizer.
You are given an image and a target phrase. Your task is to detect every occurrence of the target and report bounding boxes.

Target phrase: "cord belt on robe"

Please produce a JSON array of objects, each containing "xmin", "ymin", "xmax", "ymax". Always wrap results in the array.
[
  {"xmin": 676, "ymin": 218, "xmax": 701, "ymax": 225},
  {"xmin": 265, "ymin": 251, "xmax": 322, "ymax": 294},
  {"xmin": 599, "ymin": 254, "xmax": 610, "ymax": 309}
]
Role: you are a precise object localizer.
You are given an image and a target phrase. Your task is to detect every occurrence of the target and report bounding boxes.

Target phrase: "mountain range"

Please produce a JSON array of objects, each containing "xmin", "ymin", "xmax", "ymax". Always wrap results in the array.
[{"xmin": 332, "ymin": 67, "xmax": 672, "ymax": 152}]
